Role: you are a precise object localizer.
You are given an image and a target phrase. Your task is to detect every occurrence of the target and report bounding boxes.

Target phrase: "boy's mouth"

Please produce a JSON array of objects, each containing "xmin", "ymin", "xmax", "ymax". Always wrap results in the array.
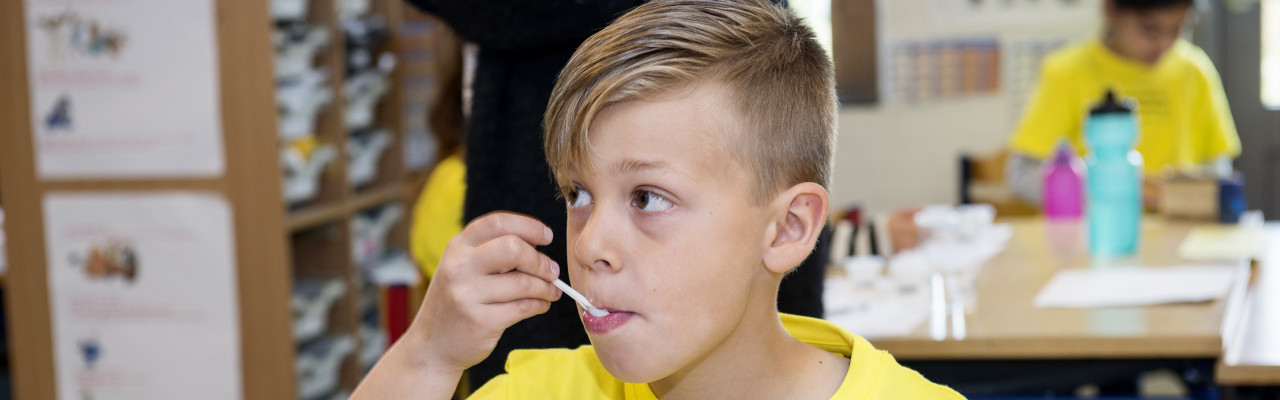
[{"xmin": 582, "ymin": 308, "xmax": 633, "ymax": 334}]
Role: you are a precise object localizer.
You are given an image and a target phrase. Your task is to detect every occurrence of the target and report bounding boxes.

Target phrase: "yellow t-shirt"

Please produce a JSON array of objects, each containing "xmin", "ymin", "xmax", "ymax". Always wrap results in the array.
[
  {"xmin": 409, "ymin": 153, "xmax": 466, "ymax": 278},
  {"xmin": 469, "ymin": 314, "xmax": 964, "ymax": 399},
  {"xmin": 1009, "ymin": 38, "xmax": 1240, "ymax": 174}
]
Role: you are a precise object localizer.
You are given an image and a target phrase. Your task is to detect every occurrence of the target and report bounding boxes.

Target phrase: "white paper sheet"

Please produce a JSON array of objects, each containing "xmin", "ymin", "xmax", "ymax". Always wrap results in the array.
[
  {"xmin": 1034, "ymin": 265, "xmax": 1238, "ymax": 309},
  {"xmin": 823, "ymin": 277, "xmax": 931, "ymax": 339},
  {"xmin": 44, "ymin": 192, "xmax": 242, "ymax": 400},
  {"xmin": 1178, "ymin": 225, "xmax": 1265, "ymax": 261},
  {"xmin": 24, "ymin": 0, "xmax": 224, "ymax": 179}
]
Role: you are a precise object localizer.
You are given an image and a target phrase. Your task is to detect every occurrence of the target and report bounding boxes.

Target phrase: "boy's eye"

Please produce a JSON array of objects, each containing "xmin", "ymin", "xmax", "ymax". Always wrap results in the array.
[
  {"xmin": 567, "ymin": 187, "xmax": 593, "ymax": 209},
  {"xmin": 631, "ymin": 190, "xmax": 673, "ymax": 212}
]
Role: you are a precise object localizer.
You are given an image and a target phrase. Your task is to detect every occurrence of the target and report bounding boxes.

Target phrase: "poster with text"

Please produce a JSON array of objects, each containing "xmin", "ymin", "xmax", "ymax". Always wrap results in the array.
[
  {"xmin": 44, "ymin": 193, "xmax": 241, "ymax": 400},
  {"xmin": 24, "ymin": 0, "xmax": 224, "ymax": 179}
]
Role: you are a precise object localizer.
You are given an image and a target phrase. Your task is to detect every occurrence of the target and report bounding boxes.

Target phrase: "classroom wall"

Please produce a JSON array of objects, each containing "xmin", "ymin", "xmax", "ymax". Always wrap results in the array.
[
  {"xmin": 831, "ymin": 98, "xmax": 1011, "ymax": 215},
  {"xmin": 828, "ymin": 0, "xmax": 1104, "ymax": 215}
]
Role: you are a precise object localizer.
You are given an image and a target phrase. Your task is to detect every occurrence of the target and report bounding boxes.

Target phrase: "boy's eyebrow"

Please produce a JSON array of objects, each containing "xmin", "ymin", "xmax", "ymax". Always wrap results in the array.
[{"xmin": 613, "ymin": 158, "xmax": 671, "ymax": 175}]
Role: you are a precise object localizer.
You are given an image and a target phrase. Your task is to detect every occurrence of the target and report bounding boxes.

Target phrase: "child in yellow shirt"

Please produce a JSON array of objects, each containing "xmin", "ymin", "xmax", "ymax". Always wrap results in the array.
[
  {"xmin": 1007, "ymin": 0, "xmax": 1241, "ymax": 206},
  {"xmin": 353, "ymin": 0, "xmax": 962, "ymax": 398},
  {"xmin": 409, "ymin": 152, "xmax": 465, "ymax": 278}
]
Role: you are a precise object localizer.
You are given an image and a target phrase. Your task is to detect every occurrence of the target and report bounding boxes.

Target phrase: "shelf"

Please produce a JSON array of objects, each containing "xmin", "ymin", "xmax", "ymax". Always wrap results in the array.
[
  {"xmin": 287, "ymin": 184, "xmax": 405, "ymax": 232},
  {"xmin": 350, "ymin": 184, "xmax": 404, "ymax": 213},
  {"xmin": 288, "ymin": 202, "xmax": 348, "ymax": 232}
]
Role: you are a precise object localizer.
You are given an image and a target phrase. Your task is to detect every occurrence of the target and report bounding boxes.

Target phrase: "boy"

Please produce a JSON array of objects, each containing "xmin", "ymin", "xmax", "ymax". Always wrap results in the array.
[
  {"xmin": 353, "ymin": 0, "xmax": 962, "ymax": 398},
  {"xmin": 1006, "ymin": 0, "xmax": 1241, "ymax": 206}
]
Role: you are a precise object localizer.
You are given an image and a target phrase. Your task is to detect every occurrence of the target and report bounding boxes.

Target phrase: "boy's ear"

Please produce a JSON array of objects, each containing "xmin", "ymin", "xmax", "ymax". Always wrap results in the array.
[{"xmin": 763, "ymin": 182, "xmax": 830, "ymax": 275}]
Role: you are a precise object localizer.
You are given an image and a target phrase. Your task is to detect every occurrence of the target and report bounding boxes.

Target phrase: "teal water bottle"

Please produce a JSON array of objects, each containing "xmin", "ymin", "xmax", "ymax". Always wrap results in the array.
[{"xmin": 1084, "ymin": 90, "xmax": 1142, "ymax": 258}]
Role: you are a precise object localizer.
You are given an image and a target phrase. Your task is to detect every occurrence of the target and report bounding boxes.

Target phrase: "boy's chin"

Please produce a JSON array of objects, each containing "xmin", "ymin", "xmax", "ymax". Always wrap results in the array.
[{"xmin": 595, "ymin": 344, "xmax": 676, "ymax": 384}]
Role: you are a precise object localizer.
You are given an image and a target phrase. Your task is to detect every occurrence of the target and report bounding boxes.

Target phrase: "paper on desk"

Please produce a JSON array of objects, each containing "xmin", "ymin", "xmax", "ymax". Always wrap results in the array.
[
  {"xmin": 823, "ymin": 277, "xmax": 931, "ymax": 339},
  {"xmin": 1178, "ymin": 225, "xmax": 1264, "ymax": 261},
  {"xmin": 1034, "ymin": 265, "xmax": 1237, "ymax": 308}
]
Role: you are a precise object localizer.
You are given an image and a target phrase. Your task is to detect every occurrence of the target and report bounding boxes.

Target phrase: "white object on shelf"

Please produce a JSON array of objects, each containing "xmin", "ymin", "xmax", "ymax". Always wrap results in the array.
[
  {"xmin": 363, "ymin": 250, "xmax": 420, "ymax": 287},
  {"xmin": 292, "ymin": 278, "xmax": 347, "ymax": 342},
  {"xmin": 271, "ymin": 0, "xmax": 311, "ymax": 21},
  {"xmin": 282, "ymin": 142, "xmax": 338, "ymax": 204},
  {"xmin": 358, "ymin": 284, "xmax": 380, "ymax": 322},
  {"xmin": 327, "ymin": 390, "xmax": 351, "ymax": 400},
  {"xmin": 277, "ymin": 70, "xmax": 333, "ymax": 141},
  {"xmin": 274, "ymin": 25, "xmax": 330, "ymax": 81},
  {"xmin": 346, "ymin": 130, "xmax": 392, "ymax": 187},
  {"xmin": 351, "ymin": 204, "xmax": 402, "ymax": 266},
  {"xmin": 341, "ymin": 18, "xmax": 390, "ymax": 73},
  {"xmin": 336, "ymin": 0, "xmax": 371, "ymax": 20},
  {"xmin": 358, "ymin": 322, "xmax": 386, "ymax": 370},
  {"xmin": 296, "ymin": 335, "xmax": 355, "ymax": 400},
  {"xmin": 343, "ymin": 70, "xmax": 390, "ymax": 131}
]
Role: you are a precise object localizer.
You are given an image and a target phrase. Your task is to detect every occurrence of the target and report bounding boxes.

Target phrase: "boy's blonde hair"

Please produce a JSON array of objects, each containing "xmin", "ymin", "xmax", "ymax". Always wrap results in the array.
[{"xmin": 544, "ymin": 0, "xmax": 836, "ymax": 203}]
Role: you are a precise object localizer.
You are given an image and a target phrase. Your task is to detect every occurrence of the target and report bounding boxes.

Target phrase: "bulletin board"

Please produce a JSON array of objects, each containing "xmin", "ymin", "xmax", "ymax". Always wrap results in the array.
[{"xmin": 0, "ymin": 0, "xmax": 295, "ymax": 398}]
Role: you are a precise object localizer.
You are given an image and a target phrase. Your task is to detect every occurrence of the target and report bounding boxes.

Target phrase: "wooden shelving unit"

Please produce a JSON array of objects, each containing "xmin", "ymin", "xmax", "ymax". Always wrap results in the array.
[
  {"xmin": 0, "ymin": 0, "xmax": 452, "ymax": 398},
  {"xmin": 278, "ymin": 0, "xmax": 443, "ymax": 397}
]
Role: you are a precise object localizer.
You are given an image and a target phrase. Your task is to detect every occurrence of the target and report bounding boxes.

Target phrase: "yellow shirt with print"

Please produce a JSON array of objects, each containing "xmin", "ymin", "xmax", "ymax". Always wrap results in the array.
[
  {"xmin": 1009, "ymin": 38, "xmax": 1240, "ymax": 174},
  {"xmin": 468, "ymin": 313, "xmax": 964, "ymax": 399}
]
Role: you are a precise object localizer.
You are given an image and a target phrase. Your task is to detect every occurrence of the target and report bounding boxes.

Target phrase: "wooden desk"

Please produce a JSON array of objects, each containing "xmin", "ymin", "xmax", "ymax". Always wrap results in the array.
[
  {"xmin": 1217, "ymin": 225, "xmax": 1280, "ymax": 386},
  {"xmin": 867, "ymin": 217, "xmax": 1241, "ymax": 361}
]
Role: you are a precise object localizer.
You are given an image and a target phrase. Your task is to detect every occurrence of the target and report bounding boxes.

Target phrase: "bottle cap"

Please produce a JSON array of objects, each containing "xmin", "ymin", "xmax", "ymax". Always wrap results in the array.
[
  {"xmin": 1047, "ymin": 140, "xmax": 1077, "ymax": 164},
  {"xmin": 1089, "ymin": 89, "xmax": 1133, "ymax": 115}
]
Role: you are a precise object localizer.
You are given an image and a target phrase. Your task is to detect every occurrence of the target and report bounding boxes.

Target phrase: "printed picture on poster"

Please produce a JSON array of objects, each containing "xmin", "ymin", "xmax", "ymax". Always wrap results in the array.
[{"xmin": 68, "ymin": 240, "xmax": 140, "ymax": 283}]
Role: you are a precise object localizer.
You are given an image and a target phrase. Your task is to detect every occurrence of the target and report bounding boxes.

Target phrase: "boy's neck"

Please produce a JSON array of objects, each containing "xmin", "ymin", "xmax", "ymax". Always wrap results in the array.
[
  {"xmin": 1101, "ymin": 35, "xmax": 1140, "ymax": 65},
  {"xmin": 647, "ymin": 298, "xmax": 850, "ymax": 400},
  {"xmin": 1100, "ymin": 33, "xmax": 1165, "ymax": 67}
]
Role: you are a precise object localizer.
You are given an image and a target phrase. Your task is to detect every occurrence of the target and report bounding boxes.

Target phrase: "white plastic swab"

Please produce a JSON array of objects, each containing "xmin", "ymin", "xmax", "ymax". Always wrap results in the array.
[{"xmin": 553, "ymin": 279, "xmax": 610, "ymax": 317}]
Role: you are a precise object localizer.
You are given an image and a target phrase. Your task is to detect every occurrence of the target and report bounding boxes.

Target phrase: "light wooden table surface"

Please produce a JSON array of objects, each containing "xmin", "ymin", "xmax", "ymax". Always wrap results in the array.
[
  {"xmin": 1216, "ymin": 225, "xmax": 1280, "ymax": 386},
  {"xmin": 865, "ymin": 217, "xmax": 1244, "ymax": 361}
]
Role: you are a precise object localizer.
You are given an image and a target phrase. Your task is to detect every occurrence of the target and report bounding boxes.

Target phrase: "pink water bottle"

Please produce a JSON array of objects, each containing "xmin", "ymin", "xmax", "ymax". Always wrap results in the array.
[{"xmin": 1042, "ymin": 143, "xmax": 1085, "ymax": 219}]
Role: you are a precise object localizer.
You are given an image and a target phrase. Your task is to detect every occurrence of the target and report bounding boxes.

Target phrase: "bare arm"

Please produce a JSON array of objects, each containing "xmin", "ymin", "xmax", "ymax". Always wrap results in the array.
[{"xmin": 351, "ymin": 335, "xmax": 464, "ymax": 400}]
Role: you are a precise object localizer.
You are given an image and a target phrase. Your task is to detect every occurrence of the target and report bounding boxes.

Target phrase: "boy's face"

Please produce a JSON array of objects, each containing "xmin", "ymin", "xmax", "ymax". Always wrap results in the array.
[
  {"xmin": 562, "ymin": 81, "xmax": 777, "ymax": 383},
  {"xmin": 1105, "ymin": 3, "xmax": 1190, "ymax": 65}
]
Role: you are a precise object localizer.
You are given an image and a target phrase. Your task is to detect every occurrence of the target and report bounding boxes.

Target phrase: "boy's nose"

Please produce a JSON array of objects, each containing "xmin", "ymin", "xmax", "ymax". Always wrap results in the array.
[{"xmin": 573, "ymin": 207, "xmax": 623, "ymax": 273}]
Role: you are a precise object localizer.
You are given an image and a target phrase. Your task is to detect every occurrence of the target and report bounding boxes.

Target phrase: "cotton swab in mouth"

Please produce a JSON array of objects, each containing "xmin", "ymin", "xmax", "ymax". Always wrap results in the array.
[{"xmin": 553, "ymin": 279, "xmax": 610, "ymax": 317}]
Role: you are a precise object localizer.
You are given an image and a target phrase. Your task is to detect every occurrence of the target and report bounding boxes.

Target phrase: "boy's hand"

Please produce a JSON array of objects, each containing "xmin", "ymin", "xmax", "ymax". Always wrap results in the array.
[
  {"xmin": 352, "ymin": 213, "xmax": 561, "ymax": 400},
  {"xmin": 411, "ymin": 212, "xmax": 563, "ymax": 374}
]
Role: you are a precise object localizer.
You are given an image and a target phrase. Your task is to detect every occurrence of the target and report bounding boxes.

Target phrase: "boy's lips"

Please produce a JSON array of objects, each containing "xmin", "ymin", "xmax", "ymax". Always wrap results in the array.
[{"xmin": 581, "ymin": 307, "xmax": 634, "ymax": 334}]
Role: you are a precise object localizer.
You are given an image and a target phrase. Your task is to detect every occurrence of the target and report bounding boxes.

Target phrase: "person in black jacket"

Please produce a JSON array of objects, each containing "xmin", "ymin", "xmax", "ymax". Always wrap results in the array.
[{"xmin": 405, "ymin": 0, "xmax": 826, "ymax": 389}]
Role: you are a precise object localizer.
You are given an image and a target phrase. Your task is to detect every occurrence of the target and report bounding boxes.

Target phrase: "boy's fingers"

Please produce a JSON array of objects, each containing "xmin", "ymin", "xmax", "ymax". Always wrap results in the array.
[
  {"xmin": 477, "ymin": 272, "xmax": 562, "ymax": 304},
  {"xmin": 460, "ymin": 212, "xmax": 553, "ymax": 248},
  {"xmin": 486, "ymin": 298, "xmax": 554, "ymax": 330},
  {"xmin": 470, "ymin": 235, "xmax": 559, "ymax": 280}
]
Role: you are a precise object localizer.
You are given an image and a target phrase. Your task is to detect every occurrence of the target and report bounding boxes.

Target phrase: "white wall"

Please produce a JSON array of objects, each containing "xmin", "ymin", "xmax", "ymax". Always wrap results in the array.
[
  {"xmin": 831, "ymin": 99, "xmax": 1011, "ymax": 214},
  {"xmin": 827, "ymin": 0, "xmax": 1103, "ymax": 215}
]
